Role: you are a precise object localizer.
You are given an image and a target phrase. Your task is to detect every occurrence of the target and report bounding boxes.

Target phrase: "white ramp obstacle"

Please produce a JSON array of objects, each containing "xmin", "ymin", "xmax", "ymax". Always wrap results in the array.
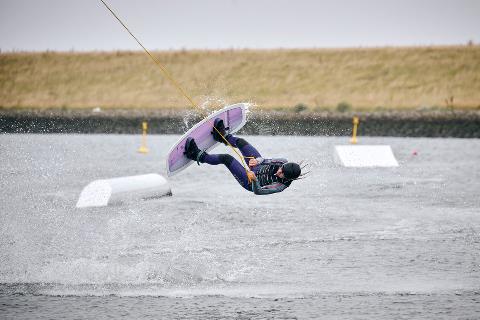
[
  {"xmin": 334, "ymin": 145, "xmax": 399, "ymax": 167},
  {"xmin": 76, "ymin": 173, "xmax": 171, "ymax": 208}
]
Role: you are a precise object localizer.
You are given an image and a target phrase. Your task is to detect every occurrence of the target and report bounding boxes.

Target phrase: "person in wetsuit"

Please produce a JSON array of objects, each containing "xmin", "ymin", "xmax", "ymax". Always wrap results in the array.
[{"xmin": 184, "ymin": 118, "xmax": 301, "ymax": 195}]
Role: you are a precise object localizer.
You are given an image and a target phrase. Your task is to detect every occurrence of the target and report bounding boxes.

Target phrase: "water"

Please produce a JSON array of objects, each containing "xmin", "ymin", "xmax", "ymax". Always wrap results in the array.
[{"xmin": 1, "ymin": 134, "xmax": 479, "ymax": 319}]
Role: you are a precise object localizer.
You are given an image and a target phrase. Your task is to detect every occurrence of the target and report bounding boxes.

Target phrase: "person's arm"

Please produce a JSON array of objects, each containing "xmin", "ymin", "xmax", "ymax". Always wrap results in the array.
[
  {"xmin": 255, "ymin": 157, "xmax": 264, "ymax": 164},
  {"xmin": 251, "ymin": 180, "xmax": 287, "ymax": 195},
  {"xmin": 261, "ymin": 158, "xmax": 288, "ymax": 165},
  {"xmin": 250, "ymin": 158, "xmax": 287, "ymax": 168}
]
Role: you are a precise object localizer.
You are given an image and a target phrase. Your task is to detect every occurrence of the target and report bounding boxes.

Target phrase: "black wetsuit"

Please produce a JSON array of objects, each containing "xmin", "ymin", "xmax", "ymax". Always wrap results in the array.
[
  {"xmin": 200, "ymin": 135, "xmax": 293, "ymax": 195},
  {"xmin": 251, "ymin": 158, "xmax": 292, "ymax": 195}
]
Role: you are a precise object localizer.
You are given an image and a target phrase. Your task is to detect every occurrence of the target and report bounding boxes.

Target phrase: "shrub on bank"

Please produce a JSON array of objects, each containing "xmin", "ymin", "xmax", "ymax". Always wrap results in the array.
[{"xmin": 336, "ymin": 101, "xmax": 352, "ymax": 112}]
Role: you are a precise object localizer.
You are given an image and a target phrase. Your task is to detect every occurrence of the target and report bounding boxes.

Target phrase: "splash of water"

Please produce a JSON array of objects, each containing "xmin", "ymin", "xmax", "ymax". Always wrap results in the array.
[{"xmin": 181, "ymin": 97, "xmax": 258, "ymax": 130}]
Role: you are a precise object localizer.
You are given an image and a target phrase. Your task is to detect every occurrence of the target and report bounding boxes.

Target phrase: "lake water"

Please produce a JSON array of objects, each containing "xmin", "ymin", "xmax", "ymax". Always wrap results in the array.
[{"xmin": 1, "ymin": 134, "xmax": 479, "ymax": 319}]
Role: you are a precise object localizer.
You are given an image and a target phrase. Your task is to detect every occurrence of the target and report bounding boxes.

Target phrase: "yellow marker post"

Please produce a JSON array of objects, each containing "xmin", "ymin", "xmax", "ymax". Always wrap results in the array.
[
  {"xmin": 138, "ymin": 121, "xmax": 149, "ymax": 154},
  {"xmin": 351, "ymin": 116, "xmax": 359, "ymax": 144}
]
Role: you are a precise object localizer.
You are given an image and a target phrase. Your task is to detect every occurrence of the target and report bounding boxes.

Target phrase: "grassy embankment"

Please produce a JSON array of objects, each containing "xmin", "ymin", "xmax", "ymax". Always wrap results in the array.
[{"xmin": 1, "ymin": 46, "xmax": 479, "ymax": 112}]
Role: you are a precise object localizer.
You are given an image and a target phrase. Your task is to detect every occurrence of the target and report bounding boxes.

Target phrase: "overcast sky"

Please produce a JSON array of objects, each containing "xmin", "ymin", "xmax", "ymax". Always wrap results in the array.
[{"xmin": 0, "ymin": 0, "xmax": 479, "ymax": 51}]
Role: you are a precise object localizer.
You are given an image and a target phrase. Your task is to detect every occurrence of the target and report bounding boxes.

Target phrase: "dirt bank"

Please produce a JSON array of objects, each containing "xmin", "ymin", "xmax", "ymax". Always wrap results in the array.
[{"xmin": 1, "ymin": 108, "xmax": 479, "ymax": 138}]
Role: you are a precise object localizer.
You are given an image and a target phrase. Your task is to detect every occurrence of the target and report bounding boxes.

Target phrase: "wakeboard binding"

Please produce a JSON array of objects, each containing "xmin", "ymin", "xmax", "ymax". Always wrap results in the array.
[
  {"xmin": 211, "ymin": 118, "xmax": 230, "ymax": 145},
  {"xmin": 184, "ymin": 137, "xmax": 206, "ymax": 165}
]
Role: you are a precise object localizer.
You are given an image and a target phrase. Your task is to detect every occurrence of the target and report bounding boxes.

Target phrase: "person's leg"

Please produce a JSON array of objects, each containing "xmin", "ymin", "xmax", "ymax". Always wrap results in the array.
[
  {"xmin": 202, "ymin": 153, "xmax": 250, "ymax": 190},
  {"xmin": 225, "ymin": 135, "xmax": 262, "ymax": 162},
  {"xmin": 212, "ymin": 119, "xmax": 261, "ymax": 160}
]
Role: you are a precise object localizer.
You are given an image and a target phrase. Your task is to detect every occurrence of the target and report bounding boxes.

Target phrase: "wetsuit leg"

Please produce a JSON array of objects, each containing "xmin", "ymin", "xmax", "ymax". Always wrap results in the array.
[
  {"xmin": 226, "ymin": 136, "xmax": 262, "ymax": 162},
  {"xmin": 202, "ymin": 154, "xmax": 251, "ymax": 190}
]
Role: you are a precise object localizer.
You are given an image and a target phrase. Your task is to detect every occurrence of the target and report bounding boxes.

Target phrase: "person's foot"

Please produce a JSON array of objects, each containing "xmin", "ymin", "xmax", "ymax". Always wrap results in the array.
[
  {"xmin": 211, "ymin": 118, "xmax": 230, "ymax": 144},
  {"xmin": 184, "ymin": 137, "xmax": 206, "ymax": 165}
]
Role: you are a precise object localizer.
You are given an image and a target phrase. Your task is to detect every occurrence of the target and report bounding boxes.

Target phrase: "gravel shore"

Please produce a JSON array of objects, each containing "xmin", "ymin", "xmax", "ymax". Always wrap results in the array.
[{"xmin": 1, "ymin": 108, "xmax": 479, "ymax": 137}]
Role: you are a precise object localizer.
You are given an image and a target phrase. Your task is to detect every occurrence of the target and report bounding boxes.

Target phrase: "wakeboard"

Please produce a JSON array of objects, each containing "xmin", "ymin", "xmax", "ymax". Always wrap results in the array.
[{"xmin": 166, "ymin": 103, "xmax": 248, "ymax": 176}]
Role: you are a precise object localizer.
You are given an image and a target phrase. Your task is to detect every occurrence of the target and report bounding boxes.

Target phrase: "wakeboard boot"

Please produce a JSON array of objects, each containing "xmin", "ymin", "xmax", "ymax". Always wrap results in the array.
[
  {"xmin": 211, "ymin": 118, "xmax": 230, "ymax": 145},
  {"xmin": 184, "ymin": 137, "xmax": 207, "ymax": 165}
]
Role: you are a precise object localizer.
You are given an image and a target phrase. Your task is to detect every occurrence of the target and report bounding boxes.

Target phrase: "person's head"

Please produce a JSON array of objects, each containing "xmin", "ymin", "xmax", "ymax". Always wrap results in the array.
[{"xmin": 275, "ymin": 162, "xmax": 301, "ymax": 180}]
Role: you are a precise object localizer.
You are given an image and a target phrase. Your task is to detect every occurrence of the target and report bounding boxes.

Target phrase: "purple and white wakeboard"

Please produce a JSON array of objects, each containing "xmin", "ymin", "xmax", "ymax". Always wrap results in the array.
[{"xmin": 166, "ymin": 103, "xmax": 248, "ymax": 176}]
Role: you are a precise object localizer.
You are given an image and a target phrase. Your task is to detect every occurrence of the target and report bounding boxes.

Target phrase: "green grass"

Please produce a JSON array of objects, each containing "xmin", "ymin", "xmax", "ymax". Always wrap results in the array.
[{"xmin": 1, "ymin": 46, "xmax": 479, "ymax": 111}]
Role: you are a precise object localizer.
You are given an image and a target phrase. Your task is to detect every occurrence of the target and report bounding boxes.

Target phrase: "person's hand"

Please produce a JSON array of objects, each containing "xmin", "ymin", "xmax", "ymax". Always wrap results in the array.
[
  {"xmin": 247, "ymin": 171, "xmax": 256, "ymax": 183},
  {"xmin": 248, "ymin": 158, "xmax": 258, "ymax": 168}
]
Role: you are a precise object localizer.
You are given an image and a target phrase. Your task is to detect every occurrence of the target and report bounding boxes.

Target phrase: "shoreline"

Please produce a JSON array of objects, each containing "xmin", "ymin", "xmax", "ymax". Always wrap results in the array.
[{"xmin": 1, "ymin": 108, "xmax": 479, "ymax": 137}]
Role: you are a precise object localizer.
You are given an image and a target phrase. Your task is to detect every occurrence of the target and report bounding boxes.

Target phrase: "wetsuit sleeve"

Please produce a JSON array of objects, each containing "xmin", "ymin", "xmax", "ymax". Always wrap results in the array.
[
  {"xmin": 251, "ymin": 180, "xmax": 287, "ymax": 195},
  {"xmin": 261, "ymin": 158, "xmax": 288, "ymax": 165}
]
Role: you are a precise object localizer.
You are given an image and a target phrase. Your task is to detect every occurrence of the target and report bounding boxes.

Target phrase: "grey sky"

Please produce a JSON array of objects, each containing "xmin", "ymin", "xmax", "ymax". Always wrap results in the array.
[{"xmin": 1, "ymin": 0, "xmax": 479, "ymax": 51}]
